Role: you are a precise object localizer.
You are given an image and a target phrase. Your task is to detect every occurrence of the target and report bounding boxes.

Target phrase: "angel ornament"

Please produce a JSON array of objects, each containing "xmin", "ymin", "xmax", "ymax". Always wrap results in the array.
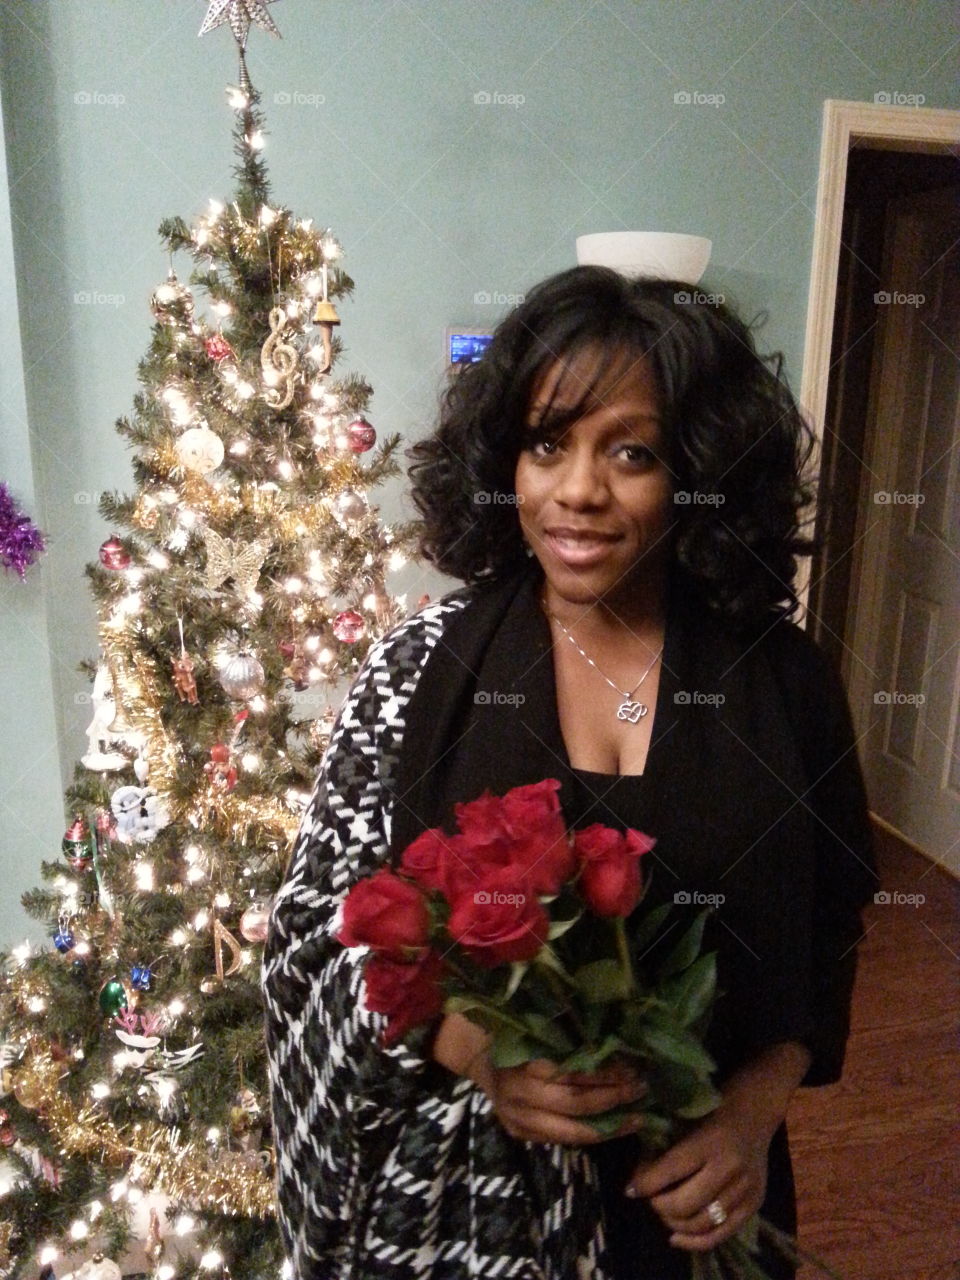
[{"xmin": 81, "ymin": 663, "xmax": 128, "ymax": 772}]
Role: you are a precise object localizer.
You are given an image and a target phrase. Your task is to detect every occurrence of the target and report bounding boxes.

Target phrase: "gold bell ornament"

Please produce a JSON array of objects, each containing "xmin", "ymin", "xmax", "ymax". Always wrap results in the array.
[{"xmin": 312, "ymin": 298, "xmax": 340, "ymax": 374}]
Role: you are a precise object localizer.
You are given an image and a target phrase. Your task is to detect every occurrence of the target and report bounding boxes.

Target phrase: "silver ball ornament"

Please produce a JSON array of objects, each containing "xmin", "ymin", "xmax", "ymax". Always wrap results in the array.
[{"xmin": 218, "ymin": 652, "xmax": 266, "ymax": 700}]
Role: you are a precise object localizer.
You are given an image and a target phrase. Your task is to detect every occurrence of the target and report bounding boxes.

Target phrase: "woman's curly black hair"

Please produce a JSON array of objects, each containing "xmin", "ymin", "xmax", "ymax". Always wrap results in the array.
[{"xmin": 408, "ymin": 265, "xmax": 816, "ymax": 627}]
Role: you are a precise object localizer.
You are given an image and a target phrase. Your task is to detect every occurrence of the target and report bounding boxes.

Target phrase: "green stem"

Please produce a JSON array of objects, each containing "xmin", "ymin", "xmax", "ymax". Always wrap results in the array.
[{"xmin": 613, "ymin": 915, "xmax": 638, "ymax": 997}]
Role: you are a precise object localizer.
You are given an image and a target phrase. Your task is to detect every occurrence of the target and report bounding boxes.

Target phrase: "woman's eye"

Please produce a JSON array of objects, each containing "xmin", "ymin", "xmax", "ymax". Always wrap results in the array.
[
  {"xmin": 525, "ymin": 436, "xmax": 561, "ymax": 457},
  {"xmin": 617, "ymin": 443, "xmax": 655, "ymax": 466}
]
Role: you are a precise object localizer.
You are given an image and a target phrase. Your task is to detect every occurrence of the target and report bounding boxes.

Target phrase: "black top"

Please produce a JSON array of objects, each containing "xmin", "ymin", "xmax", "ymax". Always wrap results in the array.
[{"xmin": 568, "ymin": 767, "xmax": 798, "ymax": 1280}]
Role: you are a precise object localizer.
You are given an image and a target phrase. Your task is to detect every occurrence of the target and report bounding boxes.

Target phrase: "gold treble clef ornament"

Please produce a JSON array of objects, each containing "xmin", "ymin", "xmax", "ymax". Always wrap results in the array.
[{"xmin": 260, "ymin": 305, "xmax": 298, "ymax": 409}]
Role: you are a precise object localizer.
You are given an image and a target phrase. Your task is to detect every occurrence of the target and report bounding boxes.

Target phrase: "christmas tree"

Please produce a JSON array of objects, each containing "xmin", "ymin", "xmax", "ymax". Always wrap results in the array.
[{"xmin": 0, "ymin": 9, "xmax": 418, "ymax": 1278}]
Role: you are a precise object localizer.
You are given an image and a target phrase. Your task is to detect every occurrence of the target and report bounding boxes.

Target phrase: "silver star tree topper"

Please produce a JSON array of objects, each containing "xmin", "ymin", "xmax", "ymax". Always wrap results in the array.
[{"xmin": 198, "ymin": 0, "xmax": 282, "ymax": 48}]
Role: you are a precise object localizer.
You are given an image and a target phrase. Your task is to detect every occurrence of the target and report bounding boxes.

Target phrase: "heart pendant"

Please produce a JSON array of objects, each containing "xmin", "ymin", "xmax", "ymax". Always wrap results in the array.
[{"xmin": 617, "ymin": 701, "xmax": 648, "ymax": 723}]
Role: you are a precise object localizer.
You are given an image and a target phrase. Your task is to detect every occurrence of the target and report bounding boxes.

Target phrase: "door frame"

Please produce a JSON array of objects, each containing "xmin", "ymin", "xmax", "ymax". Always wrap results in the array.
[{"xmin": 798, "ymin": 100, "xmax": 960, "ymax": 620}]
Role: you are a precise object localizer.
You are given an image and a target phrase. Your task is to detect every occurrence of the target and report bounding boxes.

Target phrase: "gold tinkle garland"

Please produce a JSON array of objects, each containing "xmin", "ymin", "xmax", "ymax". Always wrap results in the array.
[{"xmin": 13, "ymin": 1042, "xmax": 276, "ymax": 1218}]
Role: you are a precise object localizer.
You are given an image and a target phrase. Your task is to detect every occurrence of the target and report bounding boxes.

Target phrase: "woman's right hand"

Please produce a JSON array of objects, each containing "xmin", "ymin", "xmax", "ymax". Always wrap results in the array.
[{"xmin": 432, "ymin": 1012, "xmax": 647, "ymax": 1145}]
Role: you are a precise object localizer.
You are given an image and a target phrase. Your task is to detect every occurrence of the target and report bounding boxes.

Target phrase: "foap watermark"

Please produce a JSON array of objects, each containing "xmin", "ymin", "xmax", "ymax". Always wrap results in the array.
[
  {"xmin": 674, "ymin": 890, "xmax": 725, "ymax": 906},
  {"xmin": 273, "ymin": 90, "xmax": 325, "ymax": 107},
  {"xmin": 674, "ymin": 290, "xmax": 725, "ymax": 306},
  {"xmin": 674, "ymin": 90, "xmax": 725, "ymax": 108},
  {"xmin": 873, "ymin": 889, "xmax": 925, "ymax": 907},
  {"xmin": 874, "ymin": 490, "xmax": 924, "ymax": 505},
  {"xmin": 674, "ymin": 490, "xmax": 725, "ymax": 506},
  {"xmin": 674, "ymin": 690, "xmax": 726, "ymax": 707},
  {"xmin": 474, "ymin": 890, "xmax": 526, "ymax": 905},
  {"xmin": 74, "ymin": 290, "xmax": 125, "ymax": 308},
  {"xmin": 874, "ymin": 290, "xmax": 924, "ymax": 308},
  {"xmin": 74, "ymin": 490, "xmax": 106, "ymax": 506},
  {"xmin": 74, "ymin": 90, "xmax": 125, "ymax": 107},
  {"xmin": 473, "ymin": 90, "xmax": 526, "ymax": 108},
  {"xmin": 873, "ymin": 91, "xmax": 925, "ymax": 107},
  {"xmin": 873, "ymin": 690, "xmax": 926, "ymax": 706},
  {"xmin": 474, "ymin": 290, "xmax": 525, "ymax": 306},
  {"xmin": 474, "ymin": 690, "xmax": 526, "ymax": 707},
  {"xmin": 474, "ymin": 490, "xmax": 524, "ymax": 505}
]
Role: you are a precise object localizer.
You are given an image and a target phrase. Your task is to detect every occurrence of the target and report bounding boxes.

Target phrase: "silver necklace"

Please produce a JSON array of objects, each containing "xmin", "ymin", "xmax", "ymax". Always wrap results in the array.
[{"xmin": 547, "ymin": 611, "xmax": 664, "ymax": 724}]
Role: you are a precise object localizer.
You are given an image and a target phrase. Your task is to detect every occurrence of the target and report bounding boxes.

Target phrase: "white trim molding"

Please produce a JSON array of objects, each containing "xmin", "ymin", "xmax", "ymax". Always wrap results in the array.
[{"xmin": 799, "ymin": 99, "xmax": 960, "ymax": 443}]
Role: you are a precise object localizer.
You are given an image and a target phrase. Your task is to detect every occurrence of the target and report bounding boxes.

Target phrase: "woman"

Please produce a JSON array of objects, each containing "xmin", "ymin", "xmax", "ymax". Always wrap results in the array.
[{"xmin": 263, "ymin": 267, "xmax": 877, "ymax": 1279}]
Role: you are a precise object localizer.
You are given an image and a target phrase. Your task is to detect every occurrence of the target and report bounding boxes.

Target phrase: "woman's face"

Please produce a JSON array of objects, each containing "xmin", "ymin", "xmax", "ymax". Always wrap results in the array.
[{"xmin": 514, "ymin": 348, "xmax": 675, "ymax": 614}]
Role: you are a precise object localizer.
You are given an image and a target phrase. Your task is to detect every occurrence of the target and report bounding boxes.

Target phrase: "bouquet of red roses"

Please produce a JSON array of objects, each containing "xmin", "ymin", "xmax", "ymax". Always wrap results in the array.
[{"xmin": 337, "ymin": 779, "xmax": 842, "ymax": 1280}]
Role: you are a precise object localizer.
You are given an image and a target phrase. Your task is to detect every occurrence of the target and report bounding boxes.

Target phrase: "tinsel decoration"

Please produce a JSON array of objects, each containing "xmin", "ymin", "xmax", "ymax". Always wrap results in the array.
[
  {"xmin": 11, "ymin": 1039, "xmax": 276, "ymax": 1216},
  {"xmin": 0, "ymin": 482, "xmax": 46, "ymax": 579},
  {"xmin": 0, "ymin": 1222, "xmax": 12, "ymax": 1272}
]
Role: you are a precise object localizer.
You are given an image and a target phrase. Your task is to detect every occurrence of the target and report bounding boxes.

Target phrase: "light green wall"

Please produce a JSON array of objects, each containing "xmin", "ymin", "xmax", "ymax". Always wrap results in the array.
[{"xmin": 0, "ymin": 0, "xmax": 957, "ymax": 944}]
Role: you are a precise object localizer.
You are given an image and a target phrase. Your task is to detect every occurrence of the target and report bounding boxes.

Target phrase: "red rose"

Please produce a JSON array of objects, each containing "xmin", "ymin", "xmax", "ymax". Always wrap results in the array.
[
  {"xmin": 574, "ymin": 825, "xmax": 656, "ymax": 918},
  {"xmin": 399, "ymin": 827, "xmax": 478, "ymax": 901},
  {"xmin": 364, "ymin": 949, "xmax": 447, "ymax": 1044},
  {"xmin": 337, "ymin": 869, "xmax": 430, "ymax": 954},
  {"xmin": 455, "ymin": 780, "xmax": 575, "ymax": 895},
  {"xmin": 447, "ymin": 870, "xmax": 550, "ymax": 967}
]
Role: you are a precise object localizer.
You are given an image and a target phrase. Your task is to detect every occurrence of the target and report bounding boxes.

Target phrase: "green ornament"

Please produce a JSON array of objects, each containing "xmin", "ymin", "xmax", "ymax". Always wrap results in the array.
[
  {"xmin": 99, "ymin": 979, "xmax": 128, "ymax": 1016},
  {"xmin": 62, "ymin": 815, "xmax": 94, "ymax": 868}
]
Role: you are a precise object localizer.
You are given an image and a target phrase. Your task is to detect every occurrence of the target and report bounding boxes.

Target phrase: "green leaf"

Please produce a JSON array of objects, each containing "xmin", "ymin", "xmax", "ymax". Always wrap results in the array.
[
  {"xmin": 488, "ymin": 1026, "xmax": 541, "ymax": 1069},
  {"xmin": 558, "ymin": 1034, "xmax": 631, "ymax": 1074},
  {"xmin": 637, "ymin": 1022, "xmax": 717, "ymax": 1076},
  {"xmin": 573, "ymin": 958, "xmax": 630, "ymax": 1002},
  {"xmin": 548, "ymin": 912, "xmax": 582, "ymax": 940},
  {"xmin": 524, "ymin": 1013, "xmax": 575, "ymax": 1055},
  {"xmin": 674, "ymin": 1081, "xmax": 723, "ymax": 1119},
  {"xmin": 630, "ymin": 901, "xmax": 673, "ymax": 956},
  {"xmin": 657, "ymin": 908, "xmax": 711, "ymax": 978},
  {"xmin": 504, "ymin": 962, "xmax": 527, "ymax": 1000},
  {"xmin": 658, "ymin": 953, "xmax": 717, "ymax": 1027}
]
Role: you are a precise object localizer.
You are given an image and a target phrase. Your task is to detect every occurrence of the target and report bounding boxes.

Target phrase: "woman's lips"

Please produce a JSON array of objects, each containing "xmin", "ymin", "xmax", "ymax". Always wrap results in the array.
[{"xmin": 542, "ymin": 530, "xmax": 621, "ymax": 568}]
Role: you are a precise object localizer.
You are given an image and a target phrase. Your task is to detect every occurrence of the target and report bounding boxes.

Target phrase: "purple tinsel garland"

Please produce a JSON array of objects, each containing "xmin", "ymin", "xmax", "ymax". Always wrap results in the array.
[{"xmin": 0, "ymin": 482, "xmax": 46, "ymax": 579}]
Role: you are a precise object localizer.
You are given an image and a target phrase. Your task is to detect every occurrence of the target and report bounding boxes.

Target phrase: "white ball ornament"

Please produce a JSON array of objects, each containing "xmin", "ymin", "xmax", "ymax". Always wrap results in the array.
[{"xmin": 176, "ymin": 425, "xmax": 225, "ymax": 475}]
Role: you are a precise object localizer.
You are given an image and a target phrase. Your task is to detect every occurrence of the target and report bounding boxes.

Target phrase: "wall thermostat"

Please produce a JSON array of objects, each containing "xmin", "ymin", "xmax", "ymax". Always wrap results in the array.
[{"xmin": 446, "ymin": 328, "xmax": 493, "ymax": 365}]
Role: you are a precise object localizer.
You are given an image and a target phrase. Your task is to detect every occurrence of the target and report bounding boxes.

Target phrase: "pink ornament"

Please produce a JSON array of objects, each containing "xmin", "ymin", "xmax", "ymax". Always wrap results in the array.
[
  {"xmin": 346, "ymin": 418, "xmax": 376, "ymax": 453},
  {"xmin": 333, "ymin": 610, "xmax": 365, "ymax": 643},
  {"xmin": 239, "ymin": 901, "xmax": 271, "ymax": 943},
  {"xmin": 99, "ymin": 535, "xmax": 131, "ymax": 571},
  {"xmin": 205, "ymin": 333, "xmax": 234, "ymax": 362}
]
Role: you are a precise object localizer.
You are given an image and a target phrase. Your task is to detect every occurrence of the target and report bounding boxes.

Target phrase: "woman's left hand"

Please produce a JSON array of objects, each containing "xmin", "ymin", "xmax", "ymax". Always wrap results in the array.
[{"xmin": 625, "ymin": 1108, "xmax": 768, "ymax": 1249}]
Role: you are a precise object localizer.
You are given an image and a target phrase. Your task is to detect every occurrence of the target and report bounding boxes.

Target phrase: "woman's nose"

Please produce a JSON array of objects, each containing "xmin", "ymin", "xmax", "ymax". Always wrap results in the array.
[{"xmin": 553, "ymin": 449, "xmax": 608, "ymax": 508}]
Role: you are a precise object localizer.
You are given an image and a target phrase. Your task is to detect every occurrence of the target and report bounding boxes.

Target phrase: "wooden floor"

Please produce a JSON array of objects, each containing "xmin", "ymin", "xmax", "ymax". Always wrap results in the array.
[{"xmin": 789, "ymin": 824, "xmax": 959, "ymax": 1280}]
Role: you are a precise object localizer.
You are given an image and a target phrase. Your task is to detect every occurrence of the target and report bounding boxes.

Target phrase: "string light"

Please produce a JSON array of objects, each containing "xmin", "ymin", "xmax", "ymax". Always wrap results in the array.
[
  {"xmin": 168, "ymin": 998, "xmax": 185, "ymax": 1017},
  {"xmin": 69, "ymin": 1221, "xmax": 89, "ymax": 1241},
  {"xmin": 147, "ymin": 549, "xmax": 170, "ymax": 570},
  {"xmin": 276, "ymin": 460, "xmax": 295, "ymax": 480},
  {"xmin": 227, "ymin": 87, "xmax": 248, "ymax": 110},
  {"xmin": 247, "ymin": 130, "xmax": 264, "ymax": 150},
  {"xmin": 134, "ymin": 862, "xmax": 154, "ymax": 891},
  {"xmin": 230, "ymin": 438, "xmax": 249, "ymax": 455},
  {"xmin": 193, "ymin": 909, "xmax": 210, "ymax": 931},
  {"xmin": 200, "ymin": 1251, "xmax": 224, "ymax": 1270},
  {"xmin": 259, "ymin": 205, "xmax": 277, "ymax": 227},
  {"xmin": 91, "ymin": 1082, "xmax": 111, "ymax": 1100},
  {"xmin": 175, "ymin": 1214, "xmax": 196, "ymax": 1235},
  {"xmin": 241, "ymin": 753, "xmax": 261, "ymax": 773},
  {"xmin": 40, "ymin": 1248, "xmax": 59, "ymax": 1265}
]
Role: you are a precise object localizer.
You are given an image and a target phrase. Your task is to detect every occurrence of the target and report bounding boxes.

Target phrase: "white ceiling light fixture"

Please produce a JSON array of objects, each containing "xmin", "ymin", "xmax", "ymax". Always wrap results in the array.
[{"xmin": 576, "ymin": 231, "xmax": 712, "ymax": 284}]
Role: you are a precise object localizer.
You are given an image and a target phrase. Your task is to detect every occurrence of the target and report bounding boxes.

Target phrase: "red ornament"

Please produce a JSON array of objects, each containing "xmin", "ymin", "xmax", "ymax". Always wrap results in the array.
[
  {"xmin": 99, "ymin": 535, "xmax": 131, "ymax": 571},
  {"xmin": 205, "ymin": 333, "xmax": 234, "ymax": 362},
  {"xmin": 204, "ymin": 742, "xmax": 237, "ymax": 791},
  {"xmin": 0, "ymin": 1109, "xmax": 15, "ymax": 1147},
  {"xmin": 346, "ymin": 418, "xmax": 377, "ymax": 453},
  {"xmin": 95, "ymin": 808, "xmax": 118, "ymax": 838},
  {"xmin": 333, "ymin": 610, "xmax": 365, "ymax": 643}
]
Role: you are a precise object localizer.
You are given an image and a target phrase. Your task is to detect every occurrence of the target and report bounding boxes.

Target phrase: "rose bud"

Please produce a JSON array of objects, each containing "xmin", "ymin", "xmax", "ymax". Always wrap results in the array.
[{"xmin": 574, "ymin": 825, "xmax": 656, "ymax": 918}]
